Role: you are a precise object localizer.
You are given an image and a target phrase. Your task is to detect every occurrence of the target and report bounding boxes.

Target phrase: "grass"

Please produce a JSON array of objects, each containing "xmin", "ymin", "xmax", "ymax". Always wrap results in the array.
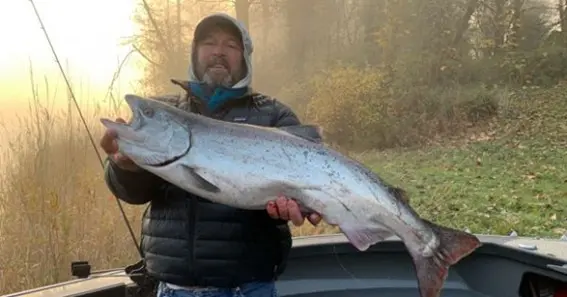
[
  {"xmin": 0, "ymin": 70, "xmax": 141, "ymax": 294},
  {"xmin": 0, "ymin": 81, "xmax": 565, "ymax": 295},
  {"xmin": 362, "ymin": 138, "xmax": 566, "ymax": 237},
  {"xmin": 359, "ymin": 88, "xmax": 567, "ymax": 237}
]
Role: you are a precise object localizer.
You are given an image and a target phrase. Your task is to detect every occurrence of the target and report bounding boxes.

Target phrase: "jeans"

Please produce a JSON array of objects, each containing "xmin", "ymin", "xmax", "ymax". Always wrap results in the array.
[{"xmin": 156, "ymin": 281, "xmax": 279, "ymax": 297}]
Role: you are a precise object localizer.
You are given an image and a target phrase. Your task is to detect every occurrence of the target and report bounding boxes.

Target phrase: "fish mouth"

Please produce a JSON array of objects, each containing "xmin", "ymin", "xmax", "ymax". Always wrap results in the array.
[
  {"xmin": 100, "ymin": 117, "xmax": 143, "ymax": 141},
  {"xmin": 99, "ymin": 95, "xmax": 145, "ymax": 136},
  {"xmin": 100, "ymin": 117, "xmax": 130, "ymax": 131}
]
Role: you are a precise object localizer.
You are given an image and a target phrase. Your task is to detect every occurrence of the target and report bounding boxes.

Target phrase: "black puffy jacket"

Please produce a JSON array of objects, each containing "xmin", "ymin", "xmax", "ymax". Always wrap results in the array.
[{"xmin": 104, "ymin": 79, "xmax": 301, "ymax": 288}]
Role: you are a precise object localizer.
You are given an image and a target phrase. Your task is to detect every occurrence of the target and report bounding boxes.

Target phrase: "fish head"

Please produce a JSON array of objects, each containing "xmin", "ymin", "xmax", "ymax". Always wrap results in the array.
[{"xmin": 100, "ymin": 94, "xmax": 192, "ymax": 167}]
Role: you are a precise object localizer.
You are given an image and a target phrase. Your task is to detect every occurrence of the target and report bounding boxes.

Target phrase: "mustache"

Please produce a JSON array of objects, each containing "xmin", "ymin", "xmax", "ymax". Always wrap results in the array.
[{"xmin": 206, "ymin": 56, "xmax": 229, "ymax": 70}]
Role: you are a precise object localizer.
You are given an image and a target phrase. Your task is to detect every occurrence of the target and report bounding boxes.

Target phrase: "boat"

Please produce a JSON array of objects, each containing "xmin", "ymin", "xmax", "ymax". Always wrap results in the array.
[{"xmin": 1, "ymin": 233, "xmax": 566, "ymax": 297}]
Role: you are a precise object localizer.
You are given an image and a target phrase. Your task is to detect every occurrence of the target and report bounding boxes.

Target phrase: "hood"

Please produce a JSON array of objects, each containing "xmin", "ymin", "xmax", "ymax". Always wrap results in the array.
[{"xmin": 188, "ymin": 13, "xmax": 253, "ymax": 89}]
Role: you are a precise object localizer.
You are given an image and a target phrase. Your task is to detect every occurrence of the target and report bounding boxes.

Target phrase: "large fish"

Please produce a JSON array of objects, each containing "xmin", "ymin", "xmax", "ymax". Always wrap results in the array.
[{"xmin": 100, "ymin": 94, "xmax": 482, "ymax": 297}]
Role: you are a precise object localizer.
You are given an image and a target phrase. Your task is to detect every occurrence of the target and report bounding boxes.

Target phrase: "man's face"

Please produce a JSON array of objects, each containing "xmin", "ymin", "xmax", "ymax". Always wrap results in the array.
[{"xmin": 195, "ymin": 27, "xmax": 244, "ymax": 88}]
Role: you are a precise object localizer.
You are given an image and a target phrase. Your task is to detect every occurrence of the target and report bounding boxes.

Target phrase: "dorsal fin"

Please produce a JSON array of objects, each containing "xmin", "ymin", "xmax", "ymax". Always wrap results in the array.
[
  {"xmin": 388, "ymin": 185, "xmax": 410, "ymax": 204},
  {"xmin": 278, "ymin": 124, "xmax": 323, "ymax": 143}
]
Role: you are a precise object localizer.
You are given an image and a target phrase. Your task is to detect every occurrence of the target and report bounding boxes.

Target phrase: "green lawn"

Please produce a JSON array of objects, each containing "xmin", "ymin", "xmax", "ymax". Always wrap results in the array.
[{"xmin": 360, "ymin": 87, "xmax": 567, "ymax": 238}]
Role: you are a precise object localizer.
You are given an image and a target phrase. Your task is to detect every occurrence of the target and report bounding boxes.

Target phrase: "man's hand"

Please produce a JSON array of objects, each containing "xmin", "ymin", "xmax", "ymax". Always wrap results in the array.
[
  {"xmin": 99, "ymin": 117, "xmax": 140, "ymax": 172},
  {"xmin": 266, "ymin": 196, "xmax": 322, "ymax": 226}
]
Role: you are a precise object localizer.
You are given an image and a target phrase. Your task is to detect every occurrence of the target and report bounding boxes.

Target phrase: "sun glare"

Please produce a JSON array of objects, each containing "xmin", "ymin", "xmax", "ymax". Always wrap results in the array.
[{"xmin": 0, "ymin": 0, "xmax": 141, "ymax": 116}]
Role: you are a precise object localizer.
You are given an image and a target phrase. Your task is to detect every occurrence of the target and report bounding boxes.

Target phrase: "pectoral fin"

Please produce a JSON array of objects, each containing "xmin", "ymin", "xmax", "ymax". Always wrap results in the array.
[{"xmin": 183, "ymin": 166, "xmax": 221, "ymax": 193}]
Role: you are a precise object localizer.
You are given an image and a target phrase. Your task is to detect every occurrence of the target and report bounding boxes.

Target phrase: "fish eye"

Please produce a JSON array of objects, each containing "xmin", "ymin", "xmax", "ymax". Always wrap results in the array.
[{"xmin": 142, "ymin": 106, "xmax": 154, "ymax": 117}]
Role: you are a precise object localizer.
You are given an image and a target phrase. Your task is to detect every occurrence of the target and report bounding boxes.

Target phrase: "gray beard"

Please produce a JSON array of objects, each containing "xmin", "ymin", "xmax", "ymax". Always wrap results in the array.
[{"xmin": 202, "ymin": 71, "xmax": 234, "ymax": 88}]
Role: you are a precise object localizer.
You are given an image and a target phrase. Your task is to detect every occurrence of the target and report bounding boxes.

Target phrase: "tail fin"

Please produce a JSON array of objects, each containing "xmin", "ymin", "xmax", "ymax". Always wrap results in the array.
[{"xmin": 409, "ymin": 220, "xmax": 482, "ymax": 297}]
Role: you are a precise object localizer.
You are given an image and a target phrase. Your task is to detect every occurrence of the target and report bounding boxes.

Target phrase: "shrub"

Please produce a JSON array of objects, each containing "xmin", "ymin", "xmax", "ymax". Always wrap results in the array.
[{"xmin": 302, "ymin": 64, "xmax": 505, "ymax": 151}]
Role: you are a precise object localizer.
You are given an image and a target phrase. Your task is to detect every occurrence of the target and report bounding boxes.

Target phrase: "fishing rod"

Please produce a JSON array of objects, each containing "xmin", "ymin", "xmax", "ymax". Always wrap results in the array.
[{"xmin": 28, "ymin": 0, "xmax": 143, "ymax": 259}]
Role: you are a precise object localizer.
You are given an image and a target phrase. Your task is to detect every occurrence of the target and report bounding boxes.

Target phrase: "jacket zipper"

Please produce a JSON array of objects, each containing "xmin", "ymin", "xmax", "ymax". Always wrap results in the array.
[
  {"xmin": 184, "ymin": 93, "xmax": 245, "ymax": 283},
  {"xmin": 187, "ymin": 196, "xmax": 197, "ymax": 281}
]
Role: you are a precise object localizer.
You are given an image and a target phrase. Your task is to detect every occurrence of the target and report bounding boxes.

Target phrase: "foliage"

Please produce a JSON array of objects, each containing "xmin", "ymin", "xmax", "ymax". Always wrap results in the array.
[
  {"xmin": 302, "ymin": 63, "xmax": 504, "ymax": 150},
  {"xmin": 304, "ymin": 64, "xmax": 388, "ymax": 149}
]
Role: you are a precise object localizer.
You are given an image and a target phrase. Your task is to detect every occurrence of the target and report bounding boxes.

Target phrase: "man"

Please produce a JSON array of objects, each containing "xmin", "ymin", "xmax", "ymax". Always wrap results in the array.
[{"xmin": 100, "ymin": 13, "xmax": 322, "ymax": 297}]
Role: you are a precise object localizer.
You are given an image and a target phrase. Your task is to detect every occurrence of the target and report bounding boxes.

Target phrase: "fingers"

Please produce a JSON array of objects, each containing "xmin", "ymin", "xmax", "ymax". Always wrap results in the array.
[
  {"xmin": 100, "ymin": 117, "xmax": 127, "ymax": 155},
  {"xmin": 267, "ymin": 196, "xmax": 322, "ymax": 227},
  {"xmin": 274, "ymin": 196, "xmax": 289, "ymax": 221},
  {"xmin": 100, "ymin": 117, "xmax": 130, "ymax": 155},
  {"xmin": 99, "ymin": 117, "xmax": 140, "ymax": 171},
  {"xmin": 286, "ymin": 199, "xmax": 305, "ymax": 226},
  {"xmin": 111, "ymin": 152, "xmax": 140, "ymax": 171},
  {"xmin": 100, "ymin": 129, "xmax": 119, "ymax": 155},
  {"xmin": 112, "ymin": 152, "xmax": 129, "ymax": 163},
  {"xmin": 307, "ymin": 213, "xmax": 322, "ymax": 226},
  {"xmin": 266, "ymin": 201, "xmax": 279, "ymax": 219},
  {"xmin": 275, "ymin": 196, "xmax": 304, "ymax": 226}
]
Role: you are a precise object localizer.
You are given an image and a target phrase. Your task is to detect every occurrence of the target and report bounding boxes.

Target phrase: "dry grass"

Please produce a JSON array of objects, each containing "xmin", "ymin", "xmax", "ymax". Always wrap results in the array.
[{"xmin": 0, "ymin": 68, "xmax": 144, "ymax": 293}]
